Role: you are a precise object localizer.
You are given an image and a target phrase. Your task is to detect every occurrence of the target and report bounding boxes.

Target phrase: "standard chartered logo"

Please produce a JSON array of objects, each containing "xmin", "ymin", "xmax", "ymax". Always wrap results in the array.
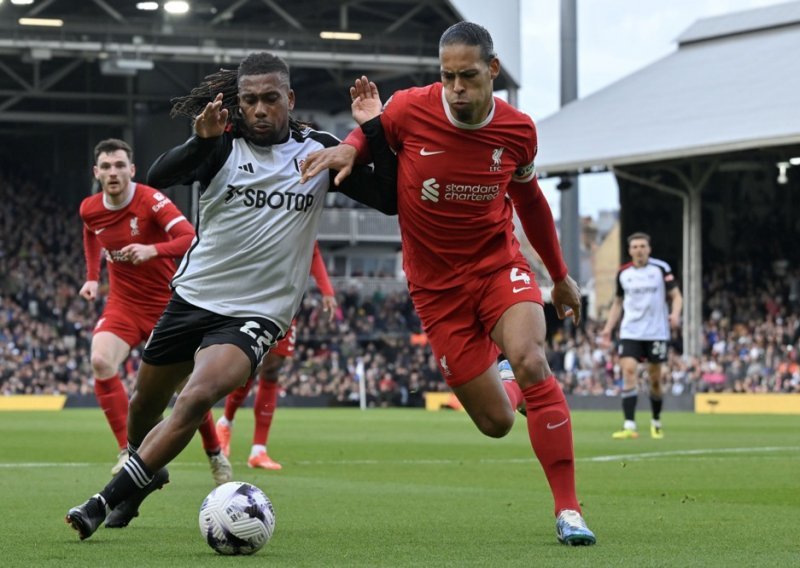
[
  {"xmin": 421, "ymin": 177, "xmax": 501, "ymax": 203},
  {"xmin": 421, "ymin": 178, "xmax": 440, "ymax": 202}
]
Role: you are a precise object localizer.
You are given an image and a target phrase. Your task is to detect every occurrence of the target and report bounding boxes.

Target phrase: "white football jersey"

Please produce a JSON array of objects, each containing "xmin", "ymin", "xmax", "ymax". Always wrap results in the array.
[
  {"xmin": 172, "ymin": 132, "xmax": 328, "ymax": 331},
  {"xmin": 616, "ymin": 258, "xmax": 677, "ymax": 341}
]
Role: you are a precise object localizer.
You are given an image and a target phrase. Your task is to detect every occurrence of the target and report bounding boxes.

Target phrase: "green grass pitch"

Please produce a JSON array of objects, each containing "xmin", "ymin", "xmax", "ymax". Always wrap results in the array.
[{"xmin": 0, "ymin": 408, "xmax": 797, "ymax": 567}]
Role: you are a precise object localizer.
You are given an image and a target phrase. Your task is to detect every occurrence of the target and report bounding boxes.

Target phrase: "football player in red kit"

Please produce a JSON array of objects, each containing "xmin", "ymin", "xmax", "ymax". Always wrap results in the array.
[
  {"xmin": 80, "ymin": 138, "xmax": 232, "ymax": 486},
  {"xmin": 301, "ymin": 22, "xmax": 596, "ymax": 546},
  {"xmin": 216, "ymin": 241, "xmax": 336, "ymax": 470}
]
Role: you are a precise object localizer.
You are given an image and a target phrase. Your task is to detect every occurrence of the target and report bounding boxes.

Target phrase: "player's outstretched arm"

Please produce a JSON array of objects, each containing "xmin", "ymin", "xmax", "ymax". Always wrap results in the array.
[
  {"xmin": 301, "ymin": 76, "xmax": 383, "ymax": 185},
  {"xmin": 300, "ymin": 145, "xmax": 358, "ymax": 186},
  {"xmin": 148, "ymin": 96, "xmax": 229, "ymax": 188}
]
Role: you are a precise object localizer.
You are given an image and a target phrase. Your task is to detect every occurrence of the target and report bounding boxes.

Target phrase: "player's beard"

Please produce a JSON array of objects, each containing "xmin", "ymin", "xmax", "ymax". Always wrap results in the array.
[
  {"xmin": 242, "ymin": 122, "xmax": 282, "ymax": 146},
  {"xmin": 234, "ymin": 114, "xmax": 286, "ymax": 147}
]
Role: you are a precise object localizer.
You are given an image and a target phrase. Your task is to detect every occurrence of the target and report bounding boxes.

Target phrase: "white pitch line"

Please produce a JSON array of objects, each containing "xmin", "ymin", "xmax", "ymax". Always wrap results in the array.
[
  {"xmin": 582, "ymin": 446, "xmax": 800, "ymax": 463},
  {"xmin": 0, "ymin": 446, "xmax": 797, "ymax": 469}
]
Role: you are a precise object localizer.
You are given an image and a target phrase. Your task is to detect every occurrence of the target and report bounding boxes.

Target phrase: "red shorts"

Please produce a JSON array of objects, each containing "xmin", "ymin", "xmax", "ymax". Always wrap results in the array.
[
  {"xmin": 409, "ymin": 263, "xmax": 542, "ymax": 388},
  {"xmin": 270, "ymin": 320, "xmax": 297, "ymax": 358},
  {"xmin": 94, "ymin": 303, "xmax": 164, "ymax": 348}
]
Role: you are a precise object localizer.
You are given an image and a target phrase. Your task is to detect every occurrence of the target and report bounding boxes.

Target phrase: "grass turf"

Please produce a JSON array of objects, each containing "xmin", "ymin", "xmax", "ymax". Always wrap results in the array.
[{"xmin": 0, "ymin": 408, "xmax": 797, "ymax": 567}]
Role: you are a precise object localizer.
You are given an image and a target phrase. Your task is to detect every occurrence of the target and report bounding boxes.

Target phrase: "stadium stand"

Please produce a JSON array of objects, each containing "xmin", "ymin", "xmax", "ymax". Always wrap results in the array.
[{"xmin": 3, "ymin": 172, "xmax": 798, "ymax": 403}]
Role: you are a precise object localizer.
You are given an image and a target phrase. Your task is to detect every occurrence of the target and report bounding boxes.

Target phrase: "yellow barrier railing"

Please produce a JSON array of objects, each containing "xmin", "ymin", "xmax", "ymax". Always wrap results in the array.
[
  {"xmin": 423, "ymin": 392, "xmax": 464, "ymax": 411},
  {"xmin": 695, "ymin": 393, "xmax": 800, "ymax": 414},
  {"xmin": 0, "ymin": 395, "xmax": 67, "ymax": 411}
]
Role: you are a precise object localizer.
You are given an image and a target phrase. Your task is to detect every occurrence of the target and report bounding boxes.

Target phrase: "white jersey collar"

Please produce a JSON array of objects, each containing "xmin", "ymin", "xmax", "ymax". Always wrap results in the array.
[{"xmin": 103, "ymin": 182, "xmax": 136, "ymax": 210}]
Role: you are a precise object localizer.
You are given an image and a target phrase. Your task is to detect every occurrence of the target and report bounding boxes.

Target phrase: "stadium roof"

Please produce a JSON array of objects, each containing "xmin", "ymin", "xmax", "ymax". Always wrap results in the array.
[
  {"xmin": 534, "ymin": 1, "xmax": 800, "ymax": 177},
  {"xmin": 0, "ymin": 0, "xmax": 519, "ymax": 129}
]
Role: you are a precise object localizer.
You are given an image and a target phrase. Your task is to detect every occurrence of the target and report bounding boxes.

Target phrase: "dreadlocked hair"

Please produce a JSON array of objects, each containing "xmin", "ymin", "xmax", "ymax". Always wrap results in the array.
[
  {"xmin": 169, "ymin": 68, "xmax": 238, "ymax": 120},
  {"xmin": 168, "ymin": 52, "xmax": 307, "ymax": 134}
]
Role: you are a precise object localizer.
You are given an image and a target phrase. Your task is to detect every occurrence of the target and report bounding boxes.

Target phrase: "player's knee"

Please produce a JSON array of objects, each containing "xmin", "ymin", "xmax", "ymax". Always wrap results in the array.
[
  {"xmin": 128, "ymin": 390, "xmax": 151, "ymax": 417},
  {"xmin": 175, "ymin": 383, "xmax": 217, "ymax": 419},
  {"xmin": 90, "ymin": 352, "xmax": 116, "ymax": 378},
  {"xmin": 508, "ymin": 347, "xmax": 549, "ymax": 382},
  {"xmin": 475, "ymin": 409, "xmax": 515, "ymax": 438}
]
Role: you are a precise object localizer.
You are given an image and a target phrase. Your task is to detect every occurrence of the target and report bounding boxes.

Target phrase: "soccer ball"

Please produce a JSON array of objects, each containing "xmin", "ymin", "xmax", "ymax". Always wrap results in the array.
[{"xmin": 198, "ymin": 481, "xmax": 276, "ymax": 555}]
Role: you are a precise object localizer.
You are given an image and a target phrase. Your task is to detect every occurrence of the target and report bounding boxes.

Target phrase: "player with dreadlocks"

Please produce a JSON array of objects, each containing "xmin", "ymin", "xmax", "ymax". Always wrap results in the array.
[{"xmin": 66, "ymin": 52, "xmax": 397, "ymax": 540}]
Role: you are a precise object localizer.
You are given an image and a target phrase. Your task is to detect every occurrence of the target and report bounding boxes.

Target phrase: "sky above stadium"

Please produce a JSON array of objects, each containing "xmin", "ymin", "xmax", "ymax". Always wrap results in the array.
[{"xmin": 517, "ymin": 0, "xmax": 791, "ymax": 219}]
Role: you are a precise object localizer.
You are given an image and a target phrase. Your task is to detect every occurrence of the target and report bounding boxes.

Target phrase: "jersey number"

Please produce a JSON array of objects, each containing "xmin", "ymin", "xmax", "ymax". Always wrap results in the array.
[
  {"xmin": 510, "ymin": 267, "xmax": 531, "ymax": 285},
  {"xmin": 239, "ymin": 321, "xmax": 274, "ymax": 359}
]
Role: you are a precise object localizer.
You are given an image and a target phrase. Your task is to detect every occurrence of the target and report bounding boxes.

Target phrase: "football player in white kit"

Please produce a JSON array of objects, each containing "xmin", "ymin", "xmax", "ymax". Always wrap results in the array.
[
  {"xmin": 601, "ymin": 232, "xmax": 683, "ymax": 439},
  {"xmin": 66, "ymin": 52, "xmax": 397, "ymax": 540}
]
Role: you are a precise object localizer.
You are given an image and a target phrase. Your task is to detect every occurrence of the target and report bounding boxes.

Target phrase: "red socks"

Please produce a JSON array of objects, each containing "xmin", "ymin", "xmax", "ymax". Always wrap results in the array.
[
  {"xmin": 522, "ymin": 377, "xmax": 581, "ymax": 515},
  {"xmin": 225, "ymin": 376, "xmax": 254, "ymax": 422},
  {"xmin": 501, "ymin": 379, "xmax": 524, "ymax": 410},
  {"xmin": 253, "ymin": 381, "xmax": 279, "ymax": 446},
  {"xmin": 198, "ymin": 410, "xmax": 221, "ymax": 453},
  {"xmin": 93, "ymin": 374, "xmax": 128, "ymax": 449}
]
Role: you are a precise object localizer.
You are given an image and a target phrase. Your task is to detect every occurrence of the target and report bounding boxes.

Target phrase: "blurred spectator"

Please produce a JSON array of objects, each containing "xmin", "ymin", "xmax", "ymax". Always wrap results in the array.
[{"xmin": 2, "ymin": 172, "xmax": 800, "ymax": 400}]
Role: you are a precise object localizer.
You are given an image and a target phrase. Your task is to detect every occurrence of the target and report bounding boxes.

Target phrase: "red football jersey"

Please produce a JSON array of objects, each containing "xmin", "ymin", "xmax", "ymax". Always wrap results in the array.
[
  {"xmin": 80, "ymin": 183, "xmax": 192, "ymax": 311},
  {"xmin": 380, "ymin": 83, "xmax": 538, "ymax": 290}
]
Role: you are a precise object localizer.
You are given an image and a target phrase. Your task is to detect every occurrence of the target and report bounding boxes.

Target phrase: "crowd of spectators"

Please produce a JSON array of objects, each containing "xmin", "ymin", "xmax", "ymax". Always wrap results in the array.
[{"xmin": 2, "ymin": 172, "xmax": 799, "ymax": 406}]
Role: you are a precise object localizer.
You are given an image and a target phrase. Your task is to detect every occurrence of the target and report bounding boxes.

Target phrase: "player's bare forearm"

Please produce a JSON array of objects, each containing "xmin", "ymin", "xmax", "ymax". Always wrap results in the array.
[
  {"xmin": 669, "ymin": 288, "xmax": 683, "ymax": 328},
  {"xmin": 601, "ymin": 299, "xmax": 622, "ymax": 343}
]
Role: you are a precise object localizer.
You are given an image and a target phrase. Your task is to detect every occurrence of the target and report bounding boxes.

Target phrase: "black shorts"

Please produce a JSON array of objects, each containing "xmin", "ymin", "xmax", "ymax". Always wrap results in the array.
[
  {"xmin": 618, "ymin": 339, "xmax": 668, "ymax": 363},
  {"xmin": 142, "ymin": 293, "xmax": 280, "ymax": 375}
]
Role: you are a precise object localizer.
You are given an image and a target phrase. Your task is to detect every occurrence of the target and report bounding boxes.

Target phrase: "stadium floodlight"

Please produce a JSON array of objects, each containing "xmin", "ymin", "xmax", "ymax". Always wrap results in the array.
[
  {"xmin": 100, "ymin": 58, "xmax": 155, "ymax": 76},
  {"xmin": 11, "ymin": 0, "xmax": 35, "ymax": 5},
  {"xmin": 776, "ymin": 162, "xmax": 790, "ymax": 185},
  {"xmin": 164, "ymin": 1, "xmax": 189, "ymax": 14},
  {"xmin": 136, "ymin": 2, "xmax": 159, "ymax": 10},
  {"xmin": 19, "ymin": 18, "xmax": 64, "ymax": 27},
  {"xmin": 115, "ymin": 58, "xmax": 155, "ymax": 70},
  {"xmin": 320, "ymin": 31, "xmax": 362, "ymax": 41}
]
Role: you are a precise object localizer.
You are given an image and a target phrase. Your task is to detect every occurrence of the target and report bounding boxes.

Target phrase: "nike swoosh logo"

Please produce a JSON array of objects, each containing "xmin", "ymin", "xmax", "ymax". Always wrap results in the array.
[
  {"xmin": 95, "ymin": 228, "xmax": 106, "ymax": 235},
  {"xmin": 420, "ymin": 148, "xmax": 445, "ymax": 156},
  {"xmin": 512, "ymin": 286, "xmax": 532, "ymax": 293},
  {"xmin": 546, "ymin": 418, "xmax": 569, "ymax": 430}
]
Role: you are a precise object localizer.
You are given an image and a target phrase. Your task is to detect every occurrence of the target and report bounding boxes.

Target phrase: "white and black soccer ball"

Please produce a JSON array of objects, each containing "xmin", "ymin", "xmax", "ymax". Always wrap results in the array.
[{"xmin": 199, "ymin": 481, "xmax": 276, "ymax": 555}]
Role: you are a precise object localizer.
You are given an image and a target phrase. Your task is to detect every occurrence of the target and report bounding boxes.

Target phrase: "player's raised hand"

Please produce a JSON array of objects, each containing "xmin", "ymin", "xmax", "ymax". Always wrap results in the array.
[
  {"xmin": 193, "ymin": 93, "xmax": 228, "ymax": 138},
  {"xmin": 350, "ymin": 75, "xmax": 382, "ymax": 125},
  {"xmin": 551, "ymin": 275, "xmax": 582, "ymax": 326}
]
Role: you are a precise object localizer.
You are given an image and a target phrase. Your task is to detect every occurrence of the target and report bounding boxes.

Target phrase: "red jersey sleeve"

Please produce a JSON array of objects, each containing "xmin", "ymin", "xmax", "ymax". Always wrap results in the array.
[
  {"xmin": 82, "ymin": 224, "xmax": 103, "ymax": 281},
  {"xmin": 141, "ymin": 186, "xmax": 196, "ymax": 258},
  {"xmin": 342, "ymin": 127, "xmax": 369, "ymax": 161},
  {"xmin": 154, "ymin": 218, "xmax": 195, "ymax": 258},
  {"xmin": 507, "ymin": 177, "xmax": 569, "ymax": 283},
  {"xmin": 309, "ymin": 242, "xmax": 334, "ymax": 296}
]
